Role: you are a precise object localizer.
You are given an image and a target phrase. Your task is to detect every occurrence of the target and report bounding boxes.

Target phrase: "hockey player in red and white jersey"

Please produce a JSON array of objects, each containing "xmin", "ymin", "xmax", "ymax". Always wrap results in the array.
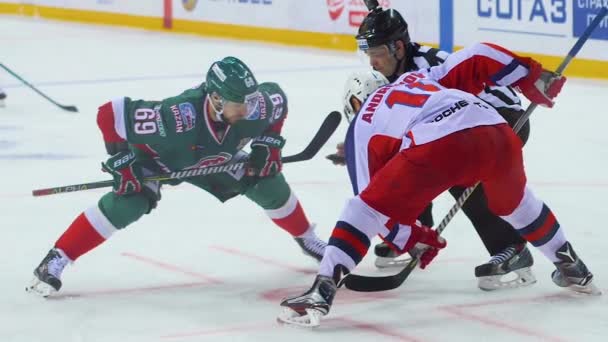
[
  {"xmin": 329, "ymin": 5, "xmax": 537, "ymax": 292},
  {"xmin": 277, "ymin": 42, "xmax": 600, "ymax": 327}
]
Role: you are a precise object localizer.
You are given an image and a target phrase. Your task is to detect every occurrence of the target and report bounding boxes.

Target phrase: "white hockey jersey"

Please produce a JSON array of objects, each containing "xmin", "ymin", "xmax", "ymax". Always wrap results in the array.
[{"xmin": 345, "ymin": 43, "xmax": 532, "ymax": 195}]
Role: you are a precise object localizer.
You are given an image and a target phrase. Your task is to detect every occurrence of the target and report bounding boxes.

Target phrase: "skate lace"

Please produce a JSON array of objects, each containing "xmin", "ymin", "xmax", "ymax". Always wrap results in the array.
[
  {"xmin": 48, "ymin": 253, "xmax": 69, "ymax": 278},
  {"xmin": 489, "ymin": 246, "xmax": 517, "ymax": 265},
  {"xmin": 303, "ymin": 236, "xmax": 327, "ymax": 255}
]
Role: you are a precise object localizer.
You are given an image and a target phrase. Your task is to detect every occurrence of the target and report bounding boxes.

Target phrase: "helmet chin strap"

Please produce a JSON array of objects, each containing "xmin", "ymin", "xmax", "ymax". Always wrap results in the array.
[{"xmin": 386, "ymin": 42, "xmax": 405, "ymax": 83}]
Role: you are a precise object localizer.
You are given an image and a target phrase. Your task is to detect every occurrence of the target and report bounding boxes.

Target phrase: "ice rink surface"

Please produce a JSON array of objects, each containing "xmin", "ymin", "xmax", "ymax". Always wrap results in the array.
[{"xmin": 1, "ymin": 16, "xmax": 607, "ymax": 342}]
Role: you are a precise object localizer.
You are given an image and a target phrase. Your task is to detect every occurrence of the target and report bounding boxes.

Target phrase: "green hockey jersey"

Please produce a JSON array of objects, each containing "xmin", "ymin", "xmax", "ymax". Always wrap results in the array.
[{"xmin": 121, "ymin": 82, "xmax": 287, "ymax": 171}]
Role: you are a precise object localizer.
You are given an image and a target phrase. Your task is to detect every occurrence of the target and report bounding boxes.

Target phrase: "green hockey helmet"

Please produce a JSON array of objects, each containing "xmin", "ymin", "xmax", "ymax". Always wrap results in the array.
[{"xmin": 205, "ymin": 56, "xmax": 259, "ymax": 103}]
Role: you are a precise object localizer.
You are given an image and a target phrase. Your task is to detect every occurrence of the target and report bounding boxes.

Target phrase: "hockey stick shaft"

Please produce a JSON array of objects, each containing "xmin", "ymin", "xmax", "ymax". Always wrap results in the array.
[
  {"xmin": 0, "ymin": 63, "xmax": 78, "ymax": 112},
  {"xmin": 343, "ymin": 7, "xmax": 607, "ymax": 292},
  {"xmin": 32, "ymin": 111, "xmax": 341, "ymax": 197}
]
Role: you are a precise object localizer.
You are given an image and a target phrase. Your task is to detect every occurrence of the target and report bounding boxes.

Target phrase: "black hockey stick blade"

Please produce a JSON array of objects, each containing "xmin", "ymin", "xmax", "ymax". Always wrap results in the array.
[
  {"xmin": 0, "ymin": 63, "xmax": 79, "ymax": 113},
  {"xmin": 342, "ymin": 258, "xmax": 419, "ymax": 292},
  {"xmin": 282, "ymin": 111, "xmax": 341, "ymax": 163},
  {"xmin": 60, "ymin": 105, "xmax": 79, "ymax": 112}
]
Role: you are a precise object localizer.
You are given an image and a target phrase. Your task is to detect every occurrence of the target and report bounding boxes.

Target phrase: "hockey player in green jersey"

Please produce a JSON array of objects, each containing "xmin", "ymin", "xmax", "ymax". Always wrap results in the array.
[{"xmin": 27, "ymin": 57, "xmax": 327, "ymax": 297}]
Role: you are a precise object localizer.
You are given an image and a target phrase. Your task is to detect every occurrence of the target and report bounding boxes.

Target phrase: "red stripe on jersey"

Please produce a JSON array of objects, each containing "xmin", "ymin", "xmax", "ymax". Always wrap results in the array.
[
  {"xmin": 522, "ymin": 210, "xmax": 557, "ymax": 243},
  {"xmin": 96, "ymin": 102, "xmax": 125, "ymax": 143},
  {"xmin": 266, "ymin": 112, "xmax": 286, "ymax": 134},
  {"xmin": 331, "ymin": 227, "xmax": 368, "ymax": 258}
]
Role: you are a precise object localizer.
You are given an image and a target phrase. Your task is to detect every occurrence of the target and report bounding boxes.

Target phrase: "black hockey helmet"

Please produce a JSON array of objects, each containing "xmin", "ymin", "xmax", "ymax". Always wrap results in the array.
[{"xmin": 356, "ymin": 8, "xmax": 410, "ymax": 52}]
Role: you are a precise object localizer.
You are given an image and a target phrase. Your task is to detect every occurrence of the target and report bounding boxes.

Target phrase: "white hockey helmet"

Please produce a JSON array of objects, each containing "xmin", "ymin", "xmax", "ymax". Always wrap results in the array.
[{"xmin": 342, "ymin": 70, "xmax": 389, "ymax": 122}]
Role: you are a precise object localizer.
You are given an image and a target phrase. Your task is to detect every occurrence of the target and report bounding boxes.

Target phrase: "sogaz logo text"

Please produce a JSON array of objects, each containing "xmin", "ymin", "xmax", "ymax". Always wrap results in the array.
[{"xmin": 477, "ymin": 0, "xmax": 566, "ymax": 23}]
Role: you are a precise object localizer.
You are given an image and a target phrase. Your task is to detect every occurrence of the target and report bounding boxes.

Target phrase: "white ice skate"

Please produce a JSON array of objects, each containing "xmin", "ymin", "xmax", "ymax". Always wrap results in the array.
[
  {"xmin": 294, "ymin": 224, "xmax": 326, "ymax": 262},
  {"xmin": 26, "ymin": 248, "xmax": 70, "ymax": 297},
  {"xmin": 277, "ymin": 275, "xmax": 336, "ymax": 328},
  {"xmin": 551, "ymin": 242, "xmax": 601, "ymax": 296},
  {"xmin": 475, "ymin": 243, "xmax": 537, "ymax": 291}
]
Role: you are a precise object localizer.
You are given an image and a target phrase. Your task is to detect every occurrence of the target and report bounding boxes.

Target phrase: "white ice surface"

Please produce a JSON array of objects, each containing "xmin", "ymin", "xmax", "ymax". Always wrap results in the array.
[{"xmin": 1, "ymin": 15, "xmax": 607, "ymax": 342}]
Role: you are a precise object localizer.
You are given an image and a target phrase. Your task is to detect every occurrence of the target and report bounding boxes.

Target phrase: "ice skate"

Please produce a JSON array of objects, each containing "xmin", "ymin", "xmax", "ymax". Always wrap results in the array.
[
  {"xmin": 551, "ymin": 242, "xmax": 601, "ymax": 295},
  {"xmin": 0, "ymin": 91, "xmax": 6, "ymax": 107},
  {"xmin": 26, "ymin": 248, "xmax": 70, "ymax": 297},
  {"xmin": 374, "ymin": 241, "xmax": 424, "ymax": 268},
  {"xmin": 294, "ymin": 224, "xmax": 326, "ymax": 262},
  {"xmin": 475, "ymin": 243, "xmax": 536, "ymax": 291},
  {"xmin": 277, "ymin": 275, "xmax": 337, "ymax": 328}
]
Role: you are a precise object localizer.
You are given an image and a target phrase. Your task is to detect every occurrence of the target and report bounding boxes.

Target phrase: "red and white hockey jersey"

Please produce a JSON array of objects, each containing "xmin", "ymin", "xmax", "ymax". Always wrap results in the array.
[{"xmin": 344, "ymin": 43, "xmax": 532, "ymax": 195}]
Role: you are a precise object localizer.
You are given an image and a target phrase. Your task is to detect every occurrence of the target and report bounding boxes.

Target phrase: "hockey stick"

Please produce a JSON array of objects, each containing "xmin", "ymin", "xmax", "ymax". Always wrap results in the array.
[
  {"xmin": 342, "ymin": 7, "xmax": 608, "ymax": 292},
  {"xmin": 0, "ymin": 63, "xmax": 78, "ymax": 112},
  {"xmin": 32, "ymin": 111, "xmax": 341, "ymax": 197}
]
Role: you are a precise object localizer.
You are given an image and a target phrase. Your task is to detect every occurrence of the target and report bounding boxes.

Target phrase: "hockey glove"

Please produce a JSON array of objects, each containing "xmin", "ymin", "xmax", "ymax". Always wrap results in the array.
[
  {"xmin": 101, "ymin": 151, "xmax": 143, "ymax": 195},
  {"xmin": 247, "ymin": 134, "xmax": 285, "ymax": 177},
  {"xmin": 514, "ymin": 58, "xmax": 566, "ymax": 108},
  {"xmin": 403, "ymin": 224, "xmax": 447, "ymax": 269},
  {"xmin": 326, "ymin": 142, "xmax": 346, "ymax": 166}
]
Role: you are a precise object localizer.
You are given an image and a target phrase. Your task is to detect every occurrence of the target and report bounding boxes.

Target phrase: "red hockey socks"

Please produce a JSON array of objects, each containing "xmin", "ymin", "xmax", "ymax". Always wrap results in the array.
[
  {"xmin": 266, "ymin": 192, "xmax": 311, "ymax": 237},
  {"xmin": 54, "ymin": 206, "xmax": 118, "ymax": 261}
]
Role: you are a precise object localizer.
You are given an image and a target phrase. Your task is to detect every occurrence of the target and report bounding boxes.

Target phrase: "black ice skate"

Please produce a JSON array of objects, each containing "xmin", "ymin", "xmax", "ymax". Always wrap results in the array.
[
  {"xmin": 0, "ymin": 91, "xmax": 6, "ymax": 107},
  {"xmin": 294, "ymin": 225, "xmax": 326, "ymax": 262},
  {"xmin": 374, "ymin": 241, "xmax": 423, "ymax": 268},
  {"xmin": 277, "ymin": 275, "xmax": 337, "ymax": 327},
  {"xmin": 551, "ymin": 242, "xmax": 601, "ymax": 295},
  {"xmin": 475, "ymin": 243, "xmax": 537, "ymax": 291},
  {"xmin": 26, "ymin": 248, "xmax": 70, "ymax": 297}
]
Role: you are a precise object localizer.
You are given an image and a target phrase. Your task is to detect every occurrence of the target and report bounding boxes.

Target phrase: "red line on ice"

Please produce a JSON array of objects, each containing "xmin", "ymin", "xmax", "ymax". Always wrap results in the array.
[
  {"xmin": 121, "ymin": 252, "xmax": 223, "ymax": 284},
  {"xmin": 208, "ymin": 245, "xmax": 317, "ymax": 275}
]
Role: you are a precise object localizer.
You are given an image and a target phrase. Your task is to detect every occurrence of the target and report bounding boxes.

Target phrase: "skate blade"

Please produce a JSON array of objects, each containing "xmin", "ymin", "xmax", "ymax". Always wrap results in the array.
[
  {"xmin": 374, "ymin": 256, "xmax": 413, "ymax": 269},
  {"xmin": 277, "ymin": 307, "xmax": 324, "ymax": 328},
  {"xmin": 478, "ymin": 268, "xmax": 537, "ymax": 291},
  {"xmin": 25, "ymin": 277, "xmax": 56, "ymax": 298},
  {"xmin": 568, "ymin": 282, "xmax": 602, "ymax": 296}
]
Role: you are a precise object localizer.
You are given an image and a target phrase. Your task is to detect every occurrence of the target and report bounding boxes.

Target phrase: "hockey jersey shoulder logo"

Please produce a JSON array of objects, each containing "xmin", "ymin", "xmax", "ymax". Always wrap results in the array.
[{"xmin": 171, "ymin": 102, "xmax": 197, "ymax": 133}]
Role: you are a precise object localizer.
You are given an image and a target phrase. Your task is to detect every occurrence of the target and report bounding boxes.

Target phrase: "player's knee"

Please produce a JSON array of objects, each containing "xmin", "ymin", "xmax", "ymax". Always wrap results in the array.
[
  {"xmin": 98, "ymin": 190, "xmax": 158, "ymax": 229},
  {"xmin": 141, "ymin": 181, "xmax": 161, "ymax": 213},
  {"xmin": 245, "ymin": 173, "xmax": 291, "ymax": 209}
]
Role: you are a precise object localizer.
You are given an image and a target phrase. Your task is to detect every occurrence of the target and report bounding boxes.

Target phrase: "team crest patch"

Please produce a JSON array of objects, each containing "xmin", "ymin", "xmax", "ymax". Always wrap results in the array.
[
  {"xmin": 246, "ymin": 107, "xmax": 261, "ymax": 120},
  {"xmin": 188, "ymin": 152, "xmax": 232, "ymax": 169},
  {"xmin": 178, "ymin": 103, "xmax": 197, "ymax": 132}
]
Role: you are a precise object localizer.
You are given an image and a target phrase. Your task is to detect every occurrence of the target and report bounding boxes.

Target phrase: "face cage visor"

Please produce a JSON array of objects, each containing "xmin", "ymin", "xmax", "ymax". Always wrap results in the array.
[{"xmin": 212, "ymin": 91, "xmax": 261, "ymax": 120}]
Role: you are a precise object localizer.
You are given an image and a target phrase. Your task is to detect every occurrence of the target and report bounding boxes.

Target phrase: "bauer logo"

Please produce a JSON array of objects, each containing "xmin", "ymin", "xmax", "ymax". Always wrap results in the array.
[{"xmin": 212, "ymin": 64, "xmax": 227, "ymax": 81}]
